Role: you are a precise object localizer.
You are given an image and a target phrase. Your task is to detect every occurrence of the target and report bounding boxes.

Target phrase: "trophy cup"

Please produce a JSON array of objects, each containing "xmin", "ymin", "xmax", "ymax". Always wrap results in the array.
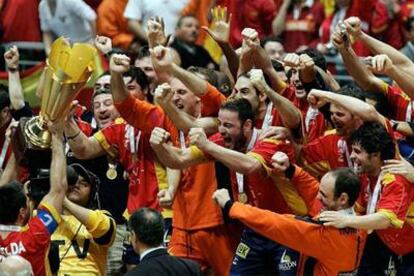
[{"xmin": 13, "ymin": 37, "xmax": 96, "ymax": 167}]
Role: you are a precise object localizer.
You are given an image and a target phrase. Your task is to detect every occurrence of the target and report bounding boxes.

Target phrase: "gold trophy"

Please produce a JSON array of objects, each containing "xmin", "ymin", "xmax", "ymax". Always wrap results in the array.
[
  {"xmin": 25, "ymin": 37, "xmax": 96, "ymax": 148},
  {"xmin": 13, "ymin": 37, "xmax": 96, "ymax": 165}
]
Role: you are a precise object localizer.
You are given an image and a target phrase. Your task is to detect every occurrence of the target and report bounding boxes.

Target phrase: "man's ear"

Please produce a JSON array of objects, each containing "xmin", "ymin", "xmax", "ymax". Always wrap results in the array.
[
  {"xmin": 242, "ymin": 119, "xmax": 253, "ymax": 132},
  {"xmin": 339, "ymin": 192, "xmax": 350, "ymax": 207}
]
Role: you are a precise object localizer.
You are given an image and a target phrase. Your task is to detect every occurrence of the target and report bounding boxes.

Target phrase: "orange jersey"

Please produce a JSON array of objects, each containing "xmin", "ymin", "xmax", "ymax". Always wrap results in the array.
[
  {"xmin": 114, "ymin": 86, "xmax": 225, "ymax": 230},
  {"xmin": 229, "ymin": 202, "xmax": 367, "ymax": 276},
  {"xmin": 356, "ymin": 173, "xmax": 414, "ymax": 255}
]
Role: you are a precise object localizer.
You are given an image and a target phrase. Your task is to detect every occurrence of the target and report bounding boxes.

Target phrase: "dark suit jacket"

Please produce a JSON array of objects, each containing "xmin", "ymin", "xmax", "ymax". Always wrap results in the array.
[{"xmin": 124, "ymin": 248, "xmax": 202, "ymax": 276}]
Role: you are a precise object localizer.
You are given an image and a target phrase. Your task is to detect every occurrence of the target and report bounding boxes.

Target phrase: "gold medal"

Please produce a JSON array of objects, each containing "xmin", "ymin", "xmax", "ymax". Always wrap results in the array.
[
  {"xmin": 238, "ymin": 192, "xmax": 248, "ymax": 203},
  {"xmin": 106, "ymin": 167, "xmax": 117, "ymax": 180}
]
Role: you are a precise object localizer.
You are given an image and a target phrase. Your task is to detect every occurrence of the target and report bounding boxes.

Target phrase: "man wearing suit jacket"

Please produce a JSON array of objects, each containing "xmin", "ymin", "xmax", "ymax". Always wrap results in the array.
[{"xmin": 125, "ymin": 208, "xmax": 202, "ymax": 275}]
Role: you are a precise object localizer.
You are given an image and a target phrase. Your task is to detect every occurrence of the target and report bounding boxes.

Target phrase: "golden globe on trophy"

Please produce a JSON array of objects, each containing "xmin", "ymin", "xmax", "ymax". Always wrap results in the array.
[{"xmin": 13, "ymin": 37, "xmax": 96, "ymax": 165}]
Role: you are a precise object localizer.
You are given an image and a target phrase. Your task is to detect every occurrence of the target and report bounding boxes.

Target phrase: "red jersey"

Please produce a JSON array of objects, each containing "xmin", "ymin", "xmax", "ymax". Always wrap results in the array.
[
  {"xmin": 227, "ymin": 0, "xmax": 277, "ymax": 47},
  {"xmin": 381, "ymin": 82, "xmax": 414, "ymax": 122},
  {"xmin": 0, "ymin": 203, "xmax": 61, "ymax": 276},
  {"xmin": 356, "ymin": 173, "xmax": 414, "ymax": 255},
  {"xmin": 371, "ymin": 1, "xmax": 405, "ymax": 50},
  {"xmin": 282, "ymin": 1, "xmax": 325, "ymax": 52},
  {"xmin": 94, "ymin": 118, "xmax": 165, "ymax": 214},
  {"xmin": 229, "ymin": 202, "xmax": 367, "ymax": 276}
]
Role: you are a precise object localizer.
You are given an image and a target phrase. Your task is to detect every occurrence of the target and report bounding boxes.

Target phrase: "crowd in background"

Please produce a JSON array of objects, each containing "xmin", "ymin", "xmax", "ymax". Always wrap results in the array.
[{"xmin": 1, "ymin": 0, "xmax": 414, "ymax": 275}]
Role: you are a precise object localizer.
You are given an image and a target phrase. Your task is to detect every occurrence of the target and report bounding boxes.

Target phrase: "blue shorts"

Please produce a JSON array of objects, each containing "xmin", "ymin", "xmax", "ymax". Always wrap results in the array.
[{"xmin": 230, "ymin": 228, "xmax": 299, "ymax": 276}]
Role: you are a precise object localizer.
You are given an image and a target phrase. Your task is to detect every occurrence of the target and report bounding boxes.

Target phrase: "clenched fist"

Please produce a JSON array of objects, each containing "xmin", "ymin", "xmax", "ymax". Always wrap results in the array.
[
  {"xmin": 150, "ymin": 127, "xmax": 171, "ymax": 148},
  {"xmin": 110, "ymin": 54, "xmax": 130, "ymax": 74},
  {"xmin": 212, "ymin": 189, "xmax": 232, "ymax": 208},
  {"xmin": 271, "ymin": 151, "xmax": 290, "ymax": 172},
  {"xmin": 4, "ymin": 46, "xmax": 19, "ymax": 70}
]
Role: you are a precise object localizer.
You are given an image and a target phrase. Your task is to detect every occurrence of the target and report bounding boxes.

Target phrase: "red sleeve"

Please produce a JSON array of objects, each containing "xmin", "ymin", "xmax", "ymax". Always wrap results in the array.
[
  {"xmin": 377, "ymin": 174, "xmax": 413, "ymax": 228},
  {"xmin": 261, "ymin": 0, "xmax": 277, "ymax": 36},
  {"xmin": 384, "ymin": 84, "xmax": 411, "ymax": 122},
  {"xmin": 200, "ymin": 83, "xmax": 226, "ymax": 117},
  {"xmin": 301, "ymin": 134, "xmax": 332, "ymax": 178},
  {"xmin": 93, "ymin": 123, "xmax": 125, "ymax": 158},
  {"xmin": 114, "ymin": 94, "xmax": 166, "ymax": 132},
  {"xmin": 248, "ymin": 139, "xmax": 296, "ymax": 166},
  {"xmin": 371, "ymin": 2, "xmax": 390, "ymax": 34}
]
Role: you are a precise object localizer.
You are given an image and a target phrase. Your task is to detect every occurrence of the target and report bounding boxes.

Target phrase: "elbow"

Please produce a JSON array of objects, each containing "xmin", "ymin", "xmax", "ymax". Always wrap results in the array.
[{"xmin": 244, "ymin": 159, "xmax": 262, "ymax": 175}]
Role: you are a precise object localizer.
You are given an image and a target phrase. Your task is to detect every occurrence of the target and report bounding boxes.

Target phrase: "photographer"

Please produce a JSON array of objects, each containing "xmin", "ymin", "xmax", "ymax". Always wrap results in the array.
[
  {"xmin": 51, "ymin": 163, "xmax": 116, "ymax": 275},
  {"xmin": 0, "ymin": 121, "xmax": 67, "ymax": 276}
]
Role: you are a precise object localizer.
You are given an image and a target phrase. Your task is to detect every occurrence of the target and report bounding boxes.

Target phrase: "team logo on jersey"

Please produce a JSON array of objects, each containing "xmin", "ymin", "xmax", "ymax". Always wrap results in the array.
[
  {"xmin": 278, "ymin": 250, "xmax": 297, "ymax": 271},
  {"xmin": 235, "ymin": 242, "xmax": 250, "ymax": 259}
]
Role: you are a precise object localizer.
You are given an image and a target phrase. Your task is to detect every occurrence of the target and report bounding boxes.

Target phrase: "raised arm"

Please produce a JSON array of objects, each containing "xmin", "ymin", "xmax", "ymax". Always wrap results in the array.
[
  {"xmin": 41, "ymin": 121, "xmax": 68, "ymax": 214},
  {"xmin": 307, "ymin": 89, "xmax": 383, "ymax": 124},
  {"xmin": 189, "ymin": 128, "xmax": 263, "ymax": 175},
  {"xmin": 4, "ymin": 46, "xmax": 25, "ymax": 110},
  {"xmin": 154, "ymin": 83, "xmax": 218, "ymax": 134},
  {"xmin": 150, "ymin": 46, "xmax": 209, "ymax": 96},
  {"xmin": 332, "ymin": 22, "xmax": 383, "ymax": 92},
  {"xmin": 345, "ymin": 17, "xmax": 414, "ymax": 71},
  {"xmin": 202, "ymin": 6, "xmax": 239, "ymax": 80},
  {"xmin": 272, "ymin": 0, "xmax": 291, "ymax": 36},
  {"xmin": 250, "ymin": 69, "xmax": 301, "ymax": 129}
]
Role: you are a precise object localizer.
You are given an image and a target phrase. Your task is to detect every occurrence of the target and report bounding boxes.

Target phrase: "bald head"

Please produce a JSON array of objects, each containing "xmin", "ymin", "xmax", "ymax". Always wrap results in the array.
[{"xmin": 0, "ymin": 255, "xmax": 33, "ymax": 276}]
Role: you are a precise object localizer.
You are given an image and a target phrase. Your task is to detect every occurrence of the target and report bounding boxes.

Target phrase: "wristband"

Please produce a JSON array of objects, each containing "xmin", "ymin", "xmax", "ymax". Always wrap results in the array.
[
  {"xmin": 7, "ymin": 66, "xmax": 19, "ymax": 72},
  {"xmin": 66, "ymin": 131, "xmax": 81, "ymax": 140},
  {"xmin": 104, "ymin": 50, "xmax": 115, "ymax": 59}
]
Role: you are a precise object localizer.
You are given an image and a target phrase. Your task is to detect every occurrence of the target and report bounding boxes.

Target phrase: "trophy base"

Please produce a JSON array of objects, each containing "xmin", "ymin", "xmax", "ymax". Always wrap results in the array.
[
  {"xmin": 24, "ymin": 116, "xmax": 51, "ymax": 149},
  {"xmin": 12, "ymin": 117, "xmax": 52, "ymax": 170}
]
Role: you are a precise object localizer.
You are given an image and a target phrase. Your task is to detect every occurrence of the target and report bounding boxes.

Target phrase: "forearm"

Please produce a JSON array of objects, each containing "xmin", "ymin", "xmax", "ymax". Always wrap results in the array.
[
  {"xmin": 171, "ymin": 63, "xmax": 208, "ymax": 96},
  {"xmin": 203, "ymin": 141, "xmax": 262, "ymax": 175},
  {"xmin": 359, "ymin": 32, "xmax": 413, "ymax": 67},
  {"xmin": 338, "ymin": 47, "xmax": 382, "ymax": 92},
  {"xmin": 345, "ymin": 212, "xmax": 391, "ymax": 230},
  {"xmin": 153, "ymin": 144, "xmax": 188, "ymax": 169},
  {"xmin": 111, "ymin": 71, "xmax": 129, "ymax": 102},
  {"xmin": 264, "ymin": 68, "xmax": 288, "ymax": 94},
  {"xmin": 42, "ymin": 32, "xmax": 54, "ymax": 55},
  {"xmin": 65, "ymin": 120, "xmax": 101, "ymax": 159},
  {"xmin": 219, "ymin": 42, "xmax": 239, "ymax": 81},
  {"xmin": 7, "ymin": 71, "xmax": 25, "ymax": 110},
  {"xmin": 386, "ymin": 66, "xmax": 414, "ymax": 99},
  {"xmin": 166, "ymin": 168, "xmax": 180, "ymax": 197},
  {"xmin": 265, "ymin": 88, "xmax": 301, "ymax": 129},
  {"xmin": 0, "ymin": 153, "xmax": 17, "ymax": 187},
  {"xmin": 160, "ymin": 101, "xmax": 197, "ymax": 131},
  {"xmin": 127, "ymin": 20, "xmax": 147, "ymax": 43},
  {"xmin": 318, "ymin": 90, "xmax": 381, "ymax": 123},
  {"xmin": 89, "ymin": 20, "xmax": 97, "ymax": 39},
  {"xmin": 300, "ymin": 66, "xmax": 316, "ymax": 84},
  {"xmin": 64, "ymin": 198, "xmax": 92, "ymax": 224},
  {"xmin": 272, "ymin": 3, "xmax": 289, "ymax": 36}
]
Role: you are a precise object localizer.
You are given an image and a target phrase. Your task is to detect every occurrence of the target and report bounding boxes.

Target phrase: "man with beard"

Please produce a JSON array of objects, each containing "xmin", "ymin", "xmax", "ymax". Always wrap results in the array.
[
  {"xmin": 51, "ymin": 163, "xmax": 116, "ymax": 275},
  {"xmin": 319, "ymin": 122, "xmax": 414, "ymax": 275},
  {"xmin": 0, "ymin": 122, "xmax": 67, "ymax": 276},
  {"xmin": 150, "ymin": 98, "xmax": 319, "ymax": 275},
  {"xmin": 110, "ymin": 50, "xmax": 237, "ymax": 274},
  {"xmin": 170, "ymin": 15, "xmax": 217, "ymax": 69}
]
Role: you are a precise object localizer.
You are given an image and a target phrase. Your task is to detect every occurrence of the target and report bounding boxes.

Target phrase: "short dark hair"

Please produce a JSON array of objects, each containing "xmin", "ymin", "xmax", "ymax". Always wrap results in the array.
[
  {"xmin": 271, "ymin": 59, "xmax": 285, "ymax": 72},
  {"xmin": 329, "ymin": 168, "xmax": 361, "ymax": 206},
  {"xmin": 0, "ymin": 181, "xmax": 26, "ymax": 224},
  {"xmin": 176, "ymin": 14, "xmax": 197, "ymax": 28},
  {"xmin": 0, "ymin": 85, "xmax": 10, "ymax": 111},
  {"xmin": 136, "ymin": 46, "xmax": 151, "ymax": 60},
  {"xmin": 297, "ymin": 48, "xmax": 327, "ymax": 72},
  {"xmin": 363, "ymin": 90, "xmax": 389, "ymax": 118},
  {"xmin": 350, "ymin": 122, "xmax": 396, "ymax": 160},
  {"xmin": 188, "ymin": 66, "xmax": 218, "ymax": 87},
  {"xmin": 124, "ymin": 67, "xmax": 150, "ymax": 92},
  {"xmin": 336, "ymin": 84, "xmax": 366, "ymax": 102},
  {"xmin": 220, "ymin": 98, "xmax": 255, "ymax": 126},
  {"xmin": 129, "ymin": 208, "xmax": 164, "ymax": 247},
  {"xmin": 261, "ymin": 36, "xmax": 283, "ymax": 48}
]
